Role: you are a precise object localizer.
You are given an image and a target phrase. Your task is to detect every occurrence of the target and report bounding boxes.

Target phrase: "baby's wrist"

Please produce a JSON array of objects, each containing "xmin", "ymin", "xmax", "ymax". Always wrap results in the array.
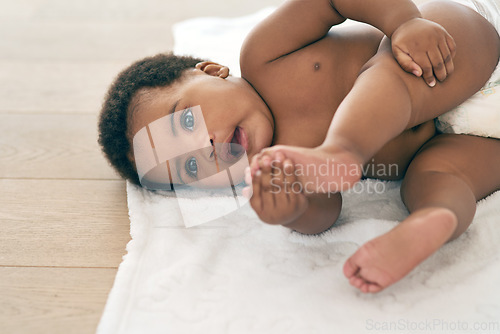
[
  {"xmin": 383, "ymin": 8, "xmax": 422, "ymax": 38},
  {"xmin": 393, "ymin": 16, "xmax": 426, "ymax": 36}
]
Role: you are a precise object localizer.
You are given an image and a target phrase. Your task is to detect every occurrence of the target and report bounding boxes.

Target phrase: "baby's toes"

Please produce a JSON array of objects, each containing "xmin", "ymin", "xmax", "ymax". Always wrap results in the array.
[
  {"xmin": 349, "ymin": 276, "xmax": 364, "ymax": 289},
  {"xmin": 367, "ymin": 283, "xmax": 383, "ymax": 293}
]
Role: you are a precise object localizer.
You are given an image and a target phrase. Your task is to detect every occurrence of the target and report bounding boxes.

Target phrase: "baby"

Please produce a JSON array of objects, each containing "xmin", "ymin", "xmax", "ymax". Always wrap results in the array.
[{"xmin": 98, "ymin": 0, "xmax": 500, "ymax": 293}]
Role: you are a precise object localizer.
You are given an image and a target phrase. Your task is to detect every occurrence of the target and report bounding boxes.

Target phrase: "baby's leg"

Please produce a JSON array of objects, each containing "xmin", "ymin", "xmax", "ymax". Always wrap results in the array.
[
  {"xmin": 344, "ymin": 134, "xmax": 500, "ymax": 293},
  {"xmin": 260, "ymin": 1, "xmax": 499, "ymax": 192}
]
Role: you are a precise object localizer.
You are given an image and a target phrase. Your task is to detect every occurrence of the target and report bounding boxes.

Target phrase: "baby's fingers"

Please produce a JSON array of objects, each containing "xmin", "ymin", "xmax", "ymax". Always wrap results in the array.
[
  {"xmin": 242, "ymin": 167, "xmax": 253, "ymax": 199},
  {"xmin": 248, "ymin": 169, "xmax": 263, "ymax": 214},
  {"xmin": 427, "ymin": 48, "xmax": 447, "ymax": 83},
  {"xmin": 439, "ymin": 37, "xmax": 455, "ymax": 79},
  {"xmin": 412, "ymin": 52, "xmax": 435, "ymax": 87},
  {"xmin": 248, "ymin": 154, "xmax": 274, "ymax": 212},
  {"xmin": 250, "ymin": 153, "xmax": 263, "ymax": 175},
  {"xmin": 283, "ymin": 159, "xmax": 307, "ymax": 208},
  {"xmin": 393, "ymin": 46, "xmax": 422, "ymax": 77},
  {"xmin": 258, "ymin": 155, "xmax": 277, "ymax": 207},
  {"xmin": 445, "ymin": 31, "xmax": 457, "ymax": 59},
  {"xmin": 270, "ymin": 153, "xmax": 289, "ymax": 209},
  {"xmin": 428, "ymin": 27, "xmax": 455, "ymax": 85}
]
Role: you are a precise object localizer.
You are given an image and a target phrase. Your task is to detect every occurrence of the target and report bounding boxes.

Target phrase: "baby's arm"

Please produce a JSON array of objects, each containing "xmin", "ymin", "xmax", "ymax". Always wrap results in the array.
[
  {"xmin": 244, "ymin": 152, "xmax": 341, "ymax": 235},
  {"xmin": 240, "ymin": 0, "xmax": 345, "ymax": 71},
  {"xmin": 241, "ymin": 0, "xmax": 455, "ymax": 86},
  {"xmin": 331, "ymin": 0, "xmax": 456, "ymax": 86}
]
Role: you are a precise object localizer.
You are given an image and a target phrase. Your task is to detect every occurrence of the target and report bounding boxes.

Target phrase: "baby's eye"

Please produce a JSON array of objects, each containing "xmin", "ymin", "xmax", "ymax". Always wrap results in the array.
[
  {"xmin": 181, "ymin": 108, "xmax": 194, "ymax": 131},
  {"xmin": 185, "ymin": 157, "xmax": 198, "ymax": 178}
]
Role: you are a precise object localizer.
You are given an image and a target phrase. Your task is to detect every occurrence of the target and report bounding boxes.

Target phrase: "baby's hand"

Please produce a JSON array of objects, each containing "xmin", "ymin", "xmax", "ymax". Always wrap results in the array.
[
  {"xmin": 243, "ymin": 152, "xmax": 308, "ymax": 226},
  {"xmin": 391, "ymin": 18, "xmax": 456, "ymax": 87}
]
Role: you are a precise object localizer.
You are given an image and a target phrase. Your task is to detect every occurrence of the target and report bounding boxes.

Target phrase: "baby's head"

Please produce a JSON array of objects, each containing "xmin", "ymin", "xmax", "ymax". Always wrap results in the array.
[{"xmin": 98, "ymin": 53, "xmax": 274, "ymax": 189}]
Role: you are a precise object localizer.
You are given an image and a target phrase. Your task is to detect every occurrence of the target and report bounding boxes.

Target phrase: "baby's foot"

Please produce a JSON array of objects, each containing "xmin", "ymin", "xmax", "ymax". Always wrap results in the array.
[
  {"xmin": 343, "ymin": 207, "xmax": 458, "ymax": 293},
  {"xmin": 252, "ymin": 145, "xmax": 363, "ymax": 193}
]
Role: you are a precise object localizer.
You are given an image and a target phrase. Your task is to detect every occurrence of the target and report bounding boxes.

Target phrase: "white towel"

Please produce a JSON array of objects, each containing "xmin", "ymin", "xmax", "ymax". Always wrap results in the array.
[{"xmin": 98, "ymin": 8, "xmax": 500, "ymax": 334}]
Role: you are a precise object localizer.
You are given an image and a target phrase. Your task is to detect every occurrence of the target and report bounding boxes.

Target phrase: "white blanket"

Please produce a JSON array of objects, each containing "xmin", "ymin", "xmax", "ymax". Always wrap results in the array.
[{"xmin": 97, "ymin": 8, "xmax": 500, "ymax": 334}]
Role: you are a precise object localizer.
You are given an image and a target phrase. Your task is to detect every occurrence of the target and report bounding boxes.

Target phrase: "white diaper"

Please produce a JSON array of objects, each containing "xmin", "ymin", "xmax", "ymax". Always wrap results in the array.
[{"xmin": 435, "ymin": 0, "xmax": 500, "ymax": 139}]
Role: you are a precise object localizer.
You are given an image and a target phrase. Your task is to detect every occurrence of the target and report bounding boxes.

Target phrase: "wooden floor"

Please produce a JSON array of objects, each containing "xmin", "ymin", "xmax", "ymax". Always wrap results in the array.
[{"xmin": 0, "ymin": 0, "xmax": 282, "ymax": 333}]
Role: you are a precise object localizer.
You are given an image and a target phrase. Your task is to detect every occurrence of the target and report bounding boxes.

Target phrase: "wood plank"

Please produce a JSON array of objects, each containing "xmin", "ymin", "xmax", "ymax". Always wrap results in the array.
[
  {"xmin": 0, "ymin": 62, "xmax": 127, "ymax": 114},
  {"xmin": 0, "ymin": 113, "xmax": 121, "ymax": 179},
  {"xmin": 0, "ymin": 266, "xmax": 117, "ymax": 334},
  {"xmin": 0, "ymin": 23, "xmax": 174, "ymax": 62},
  {"xmin": 0, "ymin": 0, "xmax": 282, "ymax": 114},
  {"xmin": 0, "ymin": 179, "xmax": 130, "ymax": 268}
]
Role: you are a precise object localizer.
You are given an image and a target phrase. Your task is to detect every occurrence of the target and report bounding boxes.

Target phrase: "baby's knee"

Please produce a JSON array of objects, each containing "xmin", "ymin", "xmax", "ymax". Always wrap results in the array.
[
  {"xmin": 405, "ymin": 134, "xmax": 500, "ymax": 198},
  {"xmin": 401, "ymin": 137, "xmax": 464, "ymax": 196}
]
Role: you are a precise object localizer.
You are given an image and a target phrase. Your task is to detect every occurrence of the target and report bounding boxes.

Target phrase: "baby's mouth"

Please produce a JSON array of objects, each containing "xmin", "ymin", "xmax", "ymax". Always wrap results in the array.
[{"xmin": 218, "ymin": 126, "xmax": 247, "ymax": 163}]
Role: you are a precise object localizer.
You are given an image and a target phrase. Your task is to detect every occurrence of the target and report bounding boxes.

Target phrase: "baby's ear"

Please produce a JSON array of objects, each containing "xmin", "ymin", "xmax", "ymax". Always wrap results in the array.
[{"xmin": 195, "ymin": 61, "xmax": 230, "ymax": 78}]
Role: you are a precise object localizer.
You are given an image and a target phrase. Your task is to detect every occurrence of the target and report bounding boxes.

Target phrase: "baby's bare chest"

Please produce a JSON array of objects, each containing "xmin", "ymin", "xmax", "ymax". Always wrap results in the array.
[{"xmin": 266, "ymin": 38, "xmax": 379, "ymax": 147}]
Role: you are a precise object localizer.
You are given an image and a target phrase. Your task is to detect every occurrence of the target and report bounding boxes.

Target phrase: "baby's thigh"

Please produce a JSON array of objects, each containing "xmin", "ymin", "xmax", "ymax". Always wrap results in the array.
[
  {"xmin": 405, "ymin": 134, "xmax": 500, "ymax": 200},
  {"xmin": 369, "ymin": 1, "xmax": 499, "ymax": 126}
]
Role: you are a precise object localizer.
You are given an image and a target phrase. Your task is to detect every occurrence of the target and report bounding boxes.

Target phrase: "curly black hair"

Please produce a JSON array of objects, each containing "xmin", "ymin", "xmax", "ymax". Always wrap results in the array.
[{"xmin": 98, "ymin": 53, "xmax": 205, "ymax": 185}]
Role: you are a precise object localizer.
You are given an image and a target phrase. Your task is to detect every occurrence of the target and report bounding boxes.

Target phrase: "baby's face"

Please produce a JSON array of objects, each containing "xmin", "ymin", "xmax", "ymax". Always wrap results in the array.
[{"xmin": 129, "ymin": 65, "xmax": 274, "ymax": 188}]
